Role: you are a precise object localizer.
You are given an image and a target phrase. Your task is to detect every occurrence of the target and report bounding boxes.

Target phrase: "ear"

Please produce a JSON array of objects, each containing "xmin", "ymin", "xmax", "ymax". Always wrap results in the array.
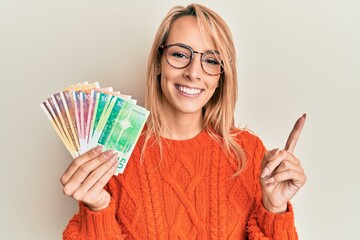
[{"xmin": 156, "ymin": 63, "xmax": 161, "ymax": 76}]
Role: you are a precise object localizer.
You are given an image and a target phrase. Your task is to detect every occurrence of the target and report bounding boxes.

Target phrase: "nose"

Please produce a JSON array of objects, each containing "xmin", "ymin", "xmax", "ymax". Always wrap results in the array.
[{"xmin": 183, "ymin": 53, "xmax": 203, "ymax": 81}]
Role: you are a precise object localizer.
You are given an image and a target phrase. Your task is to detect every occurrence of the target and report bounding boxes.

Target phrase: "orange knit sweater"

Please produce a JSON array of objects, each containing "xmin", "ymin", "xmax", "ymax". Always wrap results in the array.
[{"xmin": 63, "ymin": 130, "xmax": 298, "ymax": 239}]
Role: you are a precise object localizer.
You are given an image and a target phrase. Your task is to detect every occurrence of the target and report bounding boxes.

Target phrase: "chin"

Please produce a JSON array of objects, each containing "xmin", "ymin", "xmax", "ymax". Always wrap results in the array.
[{"xmin": 177, "ymin": 105, "xmax": 204, "ymax": 115}]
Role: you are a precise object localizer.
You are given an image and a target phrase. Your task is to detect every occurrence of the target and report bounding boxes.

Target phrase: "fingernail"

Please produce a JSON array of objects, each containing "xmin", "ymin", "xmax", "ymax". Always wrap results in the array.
[
  {"xmin": 93, "ymin": 145, "xmax": 103, "ymax": 153},
  {"xmin": 112, "ymin": 161, "xmax": 119, "ymax": 169},
  {"xmin": 265, "ymin": 177, "xmax": 274, "ymax": 184},
  {"xmin": 261, "ymin": 167, "xmax": 270, "ymax": 178},
  {"xmin": 103, "ymin": 150, "xmax": 115, "ymax": 158},
  {"xmin": 302, "ymin": 113, "xmax": 307, "ymax": 119},
  {"xmin": 109, "ymin": 152, "xmax": 118, "ymax": 162},
  {"xmin": 270, "ymin": 148, "xmax": 280, "ymax": 156}
]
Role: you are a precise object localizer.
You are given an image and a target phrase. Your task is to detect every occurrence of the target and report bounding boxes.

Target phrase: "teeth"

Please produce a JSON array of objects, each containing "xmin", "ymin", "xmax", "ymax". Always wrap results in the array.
[{"xmin": 178, "ymin": 86, "xmax": 201, "ymax": 95}]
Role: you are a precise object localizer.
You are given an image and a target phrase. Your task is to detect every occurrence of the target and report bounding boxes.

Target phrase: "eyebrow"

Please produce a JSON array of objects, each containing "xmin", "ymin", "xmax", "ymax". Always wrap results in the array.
[{"xmin": 165, "ymin": 42, "xmax": 219, "ymax": 54}]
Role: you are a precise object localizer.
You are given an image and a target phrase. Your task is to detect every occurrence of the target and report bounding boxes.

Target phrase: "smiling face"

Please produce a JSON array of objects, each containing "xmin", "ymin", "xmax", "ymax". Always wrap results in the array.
[{"xmin": 159, "ymin": 16, "xmax": 221, "ymax": 120}]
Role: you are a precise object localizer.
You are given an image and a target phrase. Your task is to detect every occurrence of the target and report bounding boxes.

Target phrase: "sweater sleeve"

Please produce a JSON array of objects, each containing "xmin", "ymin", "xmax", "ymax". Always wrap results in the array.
[
  {"xmin": 247, "ymin": 198, "xmax": 298, "ymax": 239},
  {"xmin": 63, "ymin": 180, "xmax": 126, "ymax": 240},
  {"xmin": 244, "ymin": 132, "xmax": 298, "ymax": 240}
]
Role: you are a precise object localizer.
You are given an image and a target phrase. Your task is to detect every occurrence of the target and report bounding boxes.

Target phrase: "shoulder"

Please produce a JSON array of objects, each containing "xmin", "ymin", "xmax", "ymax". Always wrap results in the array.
[
  {"xmin": 232, "ymin": 128, "xmax": 265, "ymax": 148},
  {"xmin": 231, "ymin": 128, "xmax": 266, "ymax": 159}
]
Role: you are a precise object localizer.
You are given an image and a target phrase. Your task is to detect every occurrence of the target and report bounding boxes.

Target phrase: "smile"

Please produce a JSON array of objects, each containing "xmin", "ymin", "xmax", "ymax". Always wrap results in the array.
[{"xmin": 175, "ymin": 84, "xmax": 203, "ymax": 95}]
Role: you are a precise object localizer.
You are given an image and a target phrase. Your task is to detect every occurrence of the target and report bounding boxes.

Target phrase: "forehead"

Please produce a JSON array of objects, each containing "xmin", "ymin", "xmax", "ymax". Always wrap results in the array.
[{"xmin": 166, "ymin": 16, "xmax": 216, "ymax": 51}]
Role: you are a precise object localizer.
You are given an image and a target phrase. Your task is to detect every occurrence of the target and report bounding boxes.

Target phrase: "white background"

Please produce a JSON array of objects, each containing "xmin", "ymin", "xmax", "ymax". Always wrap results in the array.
[{"xmin": 1, "ymin": 0, "xmax": 359, "ymax": 239}]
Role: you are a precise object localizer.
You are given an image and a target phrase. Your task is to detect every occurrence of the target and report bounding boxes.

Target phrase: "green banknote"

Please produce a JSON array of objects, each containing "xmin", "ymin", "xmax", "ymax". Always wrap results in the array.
[
  {"xmin": 89, "ymin": 92, "xmax": 114, "ymax": 139},
  {"xmin": 87, "ymin": 94, "xmax": 117, "ymax": 150},
  {"xmin": 97, "ymin": 97, "xmax": 149, "ymax": 174}
]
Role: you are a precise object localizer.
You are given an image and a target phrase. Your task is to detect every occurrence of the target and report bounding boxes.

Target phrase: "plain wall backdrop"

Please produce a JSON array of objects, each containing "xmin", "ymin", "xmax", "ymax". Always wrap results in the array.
[{"xmin": 1, "ymin": 0, "xmax": 359, "ymax": 239}]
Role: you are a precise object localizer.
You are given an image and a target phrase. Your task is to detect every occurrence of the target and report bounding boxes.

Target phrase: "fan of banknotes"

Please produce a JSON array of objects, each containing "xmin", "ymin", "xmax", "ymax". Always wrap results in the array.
[{"xmin": 40, "ymin": 82, "xmax": 149, "ymax": 175}]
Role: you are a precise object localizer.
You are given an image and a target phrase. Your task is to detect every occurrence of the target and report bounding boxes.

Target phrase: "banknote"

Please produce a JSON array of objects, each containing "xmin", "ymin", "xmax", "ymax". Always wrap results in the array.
[
  {"xmin": 59, "ymin": 92, "xmax": 80, "ymax": 152},
  {"xmin": 62, "ymin": 90, "xmax": 79, "ymax": 150},
  {"xmin": 84, "ymin": 90, "xmax": 96, "ymax": 145},
  {"xmin": 70, "ymin": 82, "xmax": 88, "ymax": 91},
  {"xmin": 81, "ymin": 82, "xmax": 99, "ymax": 91},
  {"xmin": 82, "ymin": 91, "xmax": 90, "ymax": 147},
  {"xmin": 73, "ymin": 91, "xmax": 86, "ymax": 153},
  {"xmin": 96, "ymin": 97, "xmax": 126, "ymax": 146},
  {"xmin": 89, "ymin": 92, "xmax": 114, "ymax": 145},
  {"xmin": 51, "ymin": 94, "xmax": 80, "ymax": 156},
  {"xmin": 97, "ymin": 97, "xmax": 149, "ymax": 174},
  {"xmin": 98, "ymin": 87, "xmax": 113, "ymax": 93},
  {"xmin": 87, "ymin": 95, "xmax": 118, "ymax": 151}
]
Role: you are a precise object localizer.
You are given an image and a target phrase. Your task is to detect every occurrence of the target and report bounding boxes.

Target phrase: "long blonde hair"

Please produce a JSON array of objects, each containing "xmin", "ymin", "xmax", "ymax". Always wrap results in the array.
[{"xmin": 144, "ymin": 4, "xmax": 246, "ymax": 175}]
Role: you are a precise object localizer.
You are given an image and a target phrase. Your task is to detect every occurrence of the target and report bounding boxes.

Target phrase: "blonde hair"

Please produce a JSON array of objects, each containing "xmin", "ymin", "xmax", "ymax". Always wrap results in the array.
[{"xmin": 144, "ymin": 4, "xmax": 246, "ymax": 175}]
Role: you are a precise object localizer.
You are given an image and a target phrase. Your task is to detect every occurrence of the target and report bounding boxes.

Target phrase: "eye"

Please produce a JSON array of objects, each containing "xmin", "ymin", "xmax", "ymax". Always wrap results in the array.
[
  {"xmin": 204, "ymin": 58, "xmax": 220, "ymax": 65},
  {"xmin": 171, "ymin": 52, "xmax": 189, "ymax": 59},
  {"xmin": 203, "ymin": 52, "xmax": 222, "ymax": 66}
]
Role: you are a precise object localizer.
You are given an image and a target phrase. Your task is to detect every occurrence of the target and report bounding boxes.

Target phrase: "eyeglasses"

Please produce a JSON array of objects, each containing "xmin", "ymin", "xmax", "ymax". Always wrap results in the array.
[{"xmin": 159, "ymin": 43, "xmax": 223, "ymax": 76}]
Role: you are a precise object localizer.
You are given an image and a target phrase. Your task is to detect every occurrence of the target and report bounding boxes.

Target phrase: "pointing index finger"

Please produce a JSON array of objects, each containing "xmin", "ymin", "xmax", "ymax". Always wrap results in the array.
[{"xmin": 284, "ymin": 113, "xmax": 306, "ymax": 153}]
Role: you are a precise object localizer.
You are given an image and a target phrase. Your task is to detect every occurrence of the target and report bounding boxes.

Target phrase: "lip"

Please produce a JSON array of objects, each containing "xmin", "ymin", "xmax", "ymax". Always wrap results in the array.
[{"xmin": 175, "ymin": 84, "xmax": 204, "ymax": 96}]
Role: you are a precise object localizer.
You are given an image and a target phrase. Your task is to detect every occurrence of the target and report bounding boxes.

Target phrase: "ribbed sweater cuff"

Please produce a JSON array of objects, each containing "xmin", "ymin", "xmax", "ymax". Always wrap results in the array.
[
  {"xmin": 255, "ymin": 200, "xmax": 297, "ymax": 238},
  {"xmin": 78, "ymin": 198, "xmax": 123, "ymax": 239}
]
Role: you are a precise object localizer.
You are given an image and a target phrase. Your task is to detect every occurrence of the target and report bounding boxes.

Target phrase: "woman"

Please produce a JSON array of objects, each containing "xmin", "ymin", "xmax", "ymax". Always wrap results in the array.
[{"xmin": 61, "ymin": 4, "xmax": 306, "ymax": 239}]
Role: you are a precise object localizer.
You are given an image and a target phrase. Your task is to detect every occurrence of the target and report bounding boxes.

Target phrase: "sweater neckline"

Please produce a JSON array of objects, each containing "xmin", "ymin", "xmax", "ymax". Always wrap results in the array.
[{"xmin": 160, "ymin": 129, "xmax": 210, "ymax": 149}]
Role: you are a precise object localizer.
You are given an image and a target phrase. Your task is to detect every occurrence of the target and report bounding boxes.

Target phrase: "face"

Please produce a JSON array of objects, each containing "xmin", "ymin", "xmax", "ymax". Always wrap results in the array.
[{"xmin": 158, "ymin": 16, "xmax": 221, "ymax": 118}]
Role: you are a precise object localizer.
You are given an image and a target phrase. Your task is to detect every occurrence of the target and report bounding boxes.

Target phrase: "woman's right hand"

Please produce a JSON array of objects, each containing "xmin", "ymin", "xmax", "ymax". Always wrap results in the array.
[{"xmin": 60, "ymin": 146, "xmax": 119, "ymax": 211}]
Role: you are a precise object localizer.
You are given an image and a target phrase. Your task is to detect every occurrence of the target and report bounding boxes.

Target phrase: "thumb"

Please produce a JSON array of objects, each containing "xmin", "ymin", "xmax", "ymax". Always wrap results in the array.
[{"xmin": 261, "ymin": 148, "xmax": 280, "ymax": 177}]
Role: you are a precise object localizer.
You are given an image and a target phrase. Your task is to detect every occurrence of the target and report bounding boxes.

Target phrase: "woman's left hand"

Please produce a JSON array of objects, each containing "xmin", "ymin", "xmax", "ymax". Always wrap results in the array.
[{"xmin": 260, "ymin": 114, "xmax": 307, "ymax": 213}]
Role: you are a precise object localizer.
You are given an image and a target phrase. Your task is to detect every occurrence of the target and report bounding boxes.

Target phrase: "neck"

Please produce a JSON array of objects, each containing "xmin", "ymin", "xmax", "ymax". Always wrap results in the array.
[{"xmin": 161, "ymin": 110, "xmax": 204, "ymax": 140}]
